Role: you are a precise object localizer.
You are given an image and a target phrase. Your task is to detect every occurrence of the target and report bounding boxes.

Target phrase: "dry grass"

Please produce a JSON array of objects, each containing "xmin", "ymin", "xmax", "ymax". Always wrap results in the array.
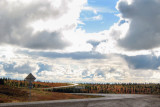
[{"xmin": 0, "ymin": 85, "xmax": 101, "ymax": 103}]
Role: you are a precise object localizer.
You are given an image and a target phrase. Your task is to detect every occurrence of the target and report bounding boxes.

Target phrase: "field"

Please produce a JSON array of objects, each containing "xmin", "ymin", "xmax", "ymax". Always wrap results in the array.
[
  {"xmin": 0, "ymin": 78, "xmax": 101, "ymax": 103},
  {"xmin": 0, "ymin": 85, "xmax": 101, "ymax": 103}
]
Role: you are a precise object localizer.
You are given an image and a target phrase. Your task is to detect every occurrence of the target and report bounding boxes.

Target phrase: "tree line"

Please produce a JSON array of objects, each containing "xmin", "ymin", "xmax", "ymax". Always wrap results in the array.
[
  {"xmin": 51, "ymin": 83, "xmax": 160, "ymax": 94},
  {"xmin": 1, "ymin": 78, "xmax": 159, "ymax": 94},
  {"xmin": 0, "ymin": 78, "xmax": 68, "ymax": 88}
]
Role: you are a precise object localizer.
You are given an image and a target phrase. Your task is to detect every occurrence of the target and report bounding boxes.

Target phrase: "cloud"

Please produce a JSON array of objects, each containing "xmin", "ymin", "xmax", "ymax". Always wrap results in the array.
[
  {"xmin": 0, "ymin": 50, "xmax": 130, "ymax": 82},
  {"xmin": 82, "ymin": 6, "xmax": 98, "ymax": 14},
  {"xmin": 87, "ymin": 40, "xmax": 102, "ymax": 47},
  {"xmin": 24, "ymin": 31, "xmax": 70, "ymax": 49},
  {"xmin": 117, "ymin": 0, "xmax": 160, "ymax": 50},
  {"xmin": 1, "ymin": 62, "xmax": 38, "ymax": 74},
  {"xmin": 82, "ymin": 6, "xmax": 116, "ymax": 14},
  {"xmin": 0, "ymin": 49, "xmax": 160, "ymax": 83},
  {"xmin": 0, "ymin": 0, "xmax": 86, "ymax": 50},
  {"xmin": 95, "ymin": 22, "xmax": 130, "ymax": 55},
  {"xmin": 1, "ymin": 0, "xmax": 160, "ymax": 83},
  {"xmin": 81, "ymin": 15, "xmax": 103, "ymax": 21},
  {"xmin": 18, "ymin": 50, "xmax": 107, "ymax": 60},
  {"xmin": 123, "ymin": 55, "xmax": 160, "ymax": 70},
  {"xmin": 37, "ymin": 63, "xmax": 52, "ymax": 74}
]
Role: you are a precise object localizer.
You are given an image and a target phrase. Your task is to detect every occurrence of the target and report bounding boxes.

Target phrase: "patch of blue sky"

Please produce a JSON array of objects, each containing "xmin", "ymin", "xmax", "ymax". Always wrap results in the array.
[
  {"xmin": 88, "ymin": 0, "xmax": 118, "ymax": 10},
  {"xmin": 78, "ymin": 0, "xmax": 120, "ymax": 33}
]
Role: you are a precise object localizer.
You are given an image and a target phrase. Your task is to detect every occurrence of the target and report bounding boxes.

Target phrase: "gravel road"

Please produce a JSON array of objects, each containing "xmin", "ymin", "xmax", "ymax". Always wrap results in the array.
[{"xmin": 0, "ymin": 94, "xmax": 160, "ymax": 107}]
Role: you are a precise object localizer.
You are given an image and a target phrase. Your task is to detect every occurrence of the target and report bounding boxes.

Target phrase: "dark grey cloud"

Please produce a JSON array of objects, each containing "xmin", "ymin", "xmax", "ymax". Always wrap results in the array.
[
  {"xmin": 18, "ymin": 50, "xmax": 107, "ymax": 60},
  {"xmin": 0, "ymin": 0, "xmax": 70, "ymax": 49},
  {"xmin": 117, "ymin": 0, "xmax": 160, "ymax": 50},
  {"xmin": 123, "ymin": 55, "xmax": 160, "ymax": 70},
  {"xmin": 25, "ymin": 31, "xmax": 69, "ymax": 49}
]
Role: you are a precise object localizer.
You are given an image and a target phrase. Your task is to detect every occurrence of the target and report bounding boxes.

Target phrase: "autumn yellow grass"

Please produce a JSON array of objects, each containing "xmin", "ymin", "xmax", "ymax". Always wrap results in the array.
[{"xmin": 0, "ymin": 85, "xmax": 101, "ymax": 103}]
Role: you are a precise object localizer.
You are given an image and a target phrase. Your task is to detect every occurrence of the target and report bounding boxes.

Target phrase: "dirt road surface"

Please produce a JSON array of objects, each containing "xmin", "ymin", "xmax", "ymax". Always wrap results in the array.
[{"xmin": 0, "ymin": 94, "xmax": 160, "ymax": 107}]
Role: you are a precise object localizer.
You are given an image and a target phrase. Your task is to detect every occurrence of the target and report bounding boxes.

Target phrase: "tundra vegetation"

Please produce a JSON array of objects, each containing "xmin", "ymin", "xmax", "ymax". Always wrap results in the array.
[{"xmin": 0, "ymin": 78, "xmax": 100, "ymax": 103}]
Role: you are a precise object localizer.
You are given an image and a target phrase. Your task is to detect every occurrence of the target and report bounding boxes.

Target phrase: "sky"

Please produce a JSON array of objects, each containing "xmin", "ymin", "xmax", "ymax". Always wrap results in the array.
[{"xmin": 0, "ymin": 0, "xmax": 160, "ymax": 83}]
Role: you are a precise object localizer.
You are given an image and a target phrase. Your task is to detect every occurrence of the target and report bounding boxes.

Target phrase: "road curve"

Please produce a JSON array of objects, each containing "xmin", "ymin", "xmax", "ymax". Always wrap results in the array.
[
  {"xmin": 53, "ymin": 83, "xmax": 79, "ymax": 89},
  {"xmin": 1, "ymin": 94, "xmax": 160, "ymax": 107},
  {"xmin": 39, "ymin": 83, "xmax": 79, "ymax": 90}
]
